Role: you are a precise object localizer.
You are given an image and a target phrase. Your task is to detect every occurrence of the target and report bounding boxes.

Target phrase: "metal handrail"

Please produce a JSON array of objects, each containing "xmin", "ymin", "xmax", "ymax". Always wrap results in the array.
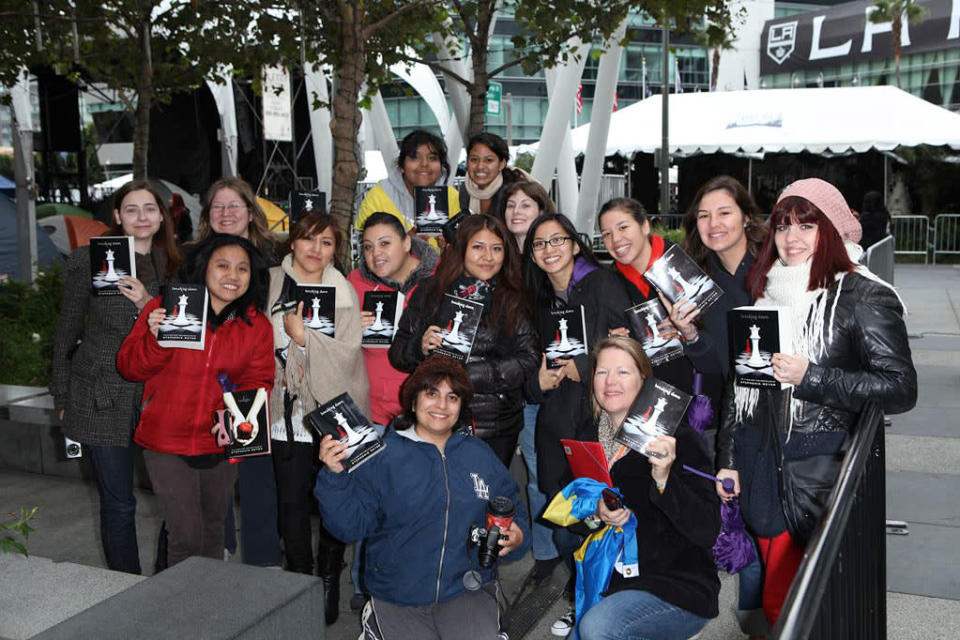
[{"xmin": 771, "ymin": 401, "xmax": 885, "ymax": 640}]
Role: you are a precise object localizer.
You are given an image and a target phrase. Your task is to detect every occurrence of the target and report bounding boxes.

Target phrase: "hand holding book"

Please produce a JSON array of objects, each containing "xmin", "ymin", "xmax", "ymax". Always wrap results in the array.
[
  {"xmin": 147, "ymin": 307, "xmax": 166, "ymax": 337},
  {"xmin": 771, "ymin": 352, "xmax": 808, "ymax": 386},
  {"xmin": 645, "ymin": 435, "xmax": 676, "ymax": 489},
  {"xmin": 318, "ymin": 434, "xmax": 349, "ymax": 474},
  {"xmin": 118, "ymin": 276, "xmax": 150, "ymax": 309},
  {"xmin": 657, "ymin": 292, "xmax": 700, "ymax": 342},
  {"xmin": 284, "ymin": 301, "xmax": 307, "ymax": 347}
]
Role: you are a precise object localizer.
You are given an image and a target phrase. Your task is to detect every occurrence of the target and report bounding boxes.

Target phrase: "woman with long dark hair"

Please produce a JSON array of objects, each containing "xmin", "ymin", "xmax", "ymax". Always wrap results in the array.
[
  {"xmin": 389, "ymin": 214, "xmax": 539, "ymax": 466},
  {"xmin": 459, "ymin": 132, "xmax": 529, "ymax": 215},
  {"xmin": 52, "ymin": 179, "xmax": 182, "ymax": 574},
  {"xmin": 117, "ymin": 234, "xmax": 274, "ymax": 567},
  {"xmin": 716, "ymin": 178, "xmax": 916, "ymax": 625},
  {"xmin": 268, "ymin": 211, "xmax": 368, "ymax": 624},
  {"xmin": 355, "ymin": 129, "xmax": 462, "ymax": 233},
  {"xmin": 496, "ymin": 180, "xmax": 556, "ymax": 251},
  {"xmin": 597, "ymin": 197, "xmax": 694, "ymax": 394}
]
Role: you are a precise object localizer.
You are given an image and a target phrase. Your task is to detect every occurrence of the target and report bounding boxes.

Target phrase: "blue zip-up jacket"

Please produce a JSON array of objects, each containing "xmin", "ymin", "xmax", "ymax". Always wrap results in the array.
[{"xmin": 315, "ymin": 427, "xmax": 530, "ymax": 606}]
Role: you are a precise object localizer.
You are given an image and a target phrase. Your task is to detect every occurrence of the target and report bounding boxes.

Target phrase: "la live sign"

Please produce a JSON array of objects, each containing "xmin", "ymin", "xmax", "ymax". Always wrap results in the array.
[{"xmin": 760, "ymin": 0, "xmax": 960, "ymax": 74}]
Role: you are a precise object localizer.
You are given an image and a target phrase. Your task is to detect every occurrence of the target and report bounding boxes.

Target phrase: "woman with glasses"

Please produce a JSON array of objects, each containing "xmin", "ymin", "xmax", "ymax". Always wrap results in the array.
[
  {"xmin": 521, "ymin": 213, "xmax": 632, "ymax": 636},
  {"xmin": 52, "ymin": 180, "xmax": 183, "ymax": 575},
  {"xmin": 195, "ymin": 177, "xmax": 277, "ymax": 263},
  {"xmin": 389, "ymin": 215, "xmax": 538, "ymax": 467},
  {"xmin": 598, "ymin": 197, "xmax": 695, "ymax": 395}
]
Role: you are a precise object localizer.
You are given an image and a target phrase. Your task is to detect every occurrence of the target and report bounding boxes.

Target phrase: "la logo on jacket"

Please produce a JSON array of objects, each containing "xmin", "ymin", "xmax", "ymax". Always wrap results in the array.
[{"xmin": 470, "ymin": 473, "xmax": 490, "ymax": 500}]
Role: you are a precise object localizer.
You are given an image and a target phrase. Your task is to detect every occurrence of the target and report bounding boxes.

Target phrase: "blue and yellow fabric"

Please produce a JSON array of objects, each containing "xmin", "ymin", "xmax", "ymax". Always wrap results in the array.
[{"xmin": 543, "ymin": 478, "xmax": 639, "ymax": 635}]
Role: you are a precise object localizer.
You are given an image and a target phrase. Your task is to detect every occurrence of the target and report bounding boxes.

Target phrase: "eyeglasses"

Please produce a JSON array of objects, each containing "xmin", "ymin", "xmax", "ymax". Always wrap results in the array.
[
  {"xmin": 531, "ymin": 236, "xmax": 572, "ymax": 251},
  {"xmin": 210, "ymin": 202, "xmax": 247, "ymax": 214}
]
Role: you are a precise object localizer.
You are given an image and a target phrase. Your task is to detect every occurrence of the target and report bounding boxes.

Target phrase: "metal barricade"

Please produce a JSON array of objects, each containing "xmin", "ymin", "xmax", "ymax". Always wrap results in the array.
[
  {"xmin": 890, "ymin": 215, "xmax": 930, "ymax": 263},
  {"xmin": 933, "ymin": 214, "xmax": 960, "ymax": 264},
  {"xmin": 862, "ymin": 235, "xmax": 895, "ymax": 285},
  {"xmin": 652, "ymin": 214, "xmax": 685, "ymax": 230}
]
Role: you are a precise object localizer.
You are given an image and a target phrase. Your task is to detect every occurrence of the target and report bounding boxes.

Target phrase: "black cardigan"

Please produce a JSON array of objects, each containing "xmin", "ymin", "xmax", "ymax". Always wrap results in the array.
[{"xmin": 577, "ymin": 418, "xmax": 721, "ymax": 620}]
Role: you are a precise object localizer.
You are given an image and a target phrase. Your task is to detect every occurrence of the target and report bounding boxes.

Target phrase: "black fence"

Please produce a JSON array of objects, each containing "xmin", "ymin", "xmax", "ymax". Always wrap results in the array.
[{"xmin": 772, "ymin": 401, "xmax": 886, "ymax": 640}]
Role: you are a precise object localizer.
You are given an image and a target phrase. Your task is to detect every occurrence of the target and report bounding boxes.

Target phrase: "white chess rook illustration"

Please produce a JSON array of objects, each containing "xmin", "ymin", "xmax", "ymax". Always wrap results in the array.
[
  {"xmin": 103, "ymin": 249, "xmax": 119, "ymax": 282},
  {"xmin": 446, "ymin": 310, "xmax": 465, "ymax": 345},
  {"xmin": 334, "ymin": 411, "xmax": 362, "ymax": 444},
  {"xmin": 747, "ymin": 324, "xmax": 766, "ymax": 367},
  {"xmin": 667, "ymin": 266, "xmax": 697, "ymax": 298},
  {"xmin": 171, "ymin": 294, "xmax": 192, "ymax": 327},
  {"xmin": 306, "ymin": 297, "xmax": 324, "ymax": 329},
  {"xmin": 558, "ymin": 318, "xmax": 571, "ymax": 350},
  {"xmin": 371, "ymin": 301, "xmax": 384, "ymax": 331}
]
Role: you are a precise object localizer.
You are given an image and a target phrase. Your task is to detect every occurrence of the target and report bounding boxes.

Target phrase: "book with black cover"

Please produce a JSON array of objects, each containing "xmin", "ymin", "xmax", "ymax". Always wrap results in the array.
[
  {"xmin": 643, "ymin": 244, "xmax": 723, "ymax": 311},
  {"xmin": 540, "ymin": 305, "xmax": 588, "ymax": 369},
  {"xmin": 157, "ymin": 284, "xmax": 208, "ymax": 350},
  {"xmin": 626, "ymin": 299, "xmax": 683, "ymax": 366},
  {"xmin": 434, "ymin": 294, "xmax": 484, "ymax": 363},
  {"xmin": 728, "ymin": 306, "xmax": 795, "ymax": 389},
  {"xmin": 306, "ymin": 392, "xmax": 385, "ymax": 472},
  {"xmin": 414, "ymin": 186, "xmax": 449, "ymax": 234},
  {"xmin": 89, "ymin": 236, "xmax": 136, "ymax": 296},
  {"xmin": 217, "ymin": 388, "xmax": 271, "ymax": 458},
  {"xmin": 614, "ymin": 377, "xmax": 691, "ymax": 458},
  {"xmin": 296, "ymin": 284, "xmax": 336, "ymax": 337},
  {"xmin": 362, "ymin": 290, "xmax": 405, "ymax": 347},
  {"xmin": 289, "ymin": 191, "xmax": 326, "ymax": 223}
]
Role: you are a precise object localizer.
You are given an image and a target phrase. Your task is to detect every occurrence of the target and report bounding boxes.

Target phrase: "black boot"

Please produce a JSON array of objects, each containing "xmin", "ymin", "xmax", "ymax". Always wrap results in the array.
[{"xmin": 317, "ymin": 541, "xmax": 345, "ymax": 626}]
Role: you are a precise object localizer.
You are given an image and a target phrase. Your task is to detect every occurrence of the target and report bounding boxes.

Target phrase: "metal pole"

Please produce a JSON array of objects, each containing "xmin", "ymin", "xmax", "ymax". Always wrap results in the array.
[
  {"xmin": 659, "ymin": 20, "xmax": 670, "ymax": 217},
  {"xmin": 748, "ymin": 157, "xmax": 753, "ymax": 196},
  {"xmin": 505, "ymin": 92, "xmax": 513, "ymax": 148},
  {"xmin": 883, "ymin": 155, "xmax": 889, "ymax": 207},
  {"xmin": 12, "ymin": 101, "xmax": 37, "ymax": 283}
]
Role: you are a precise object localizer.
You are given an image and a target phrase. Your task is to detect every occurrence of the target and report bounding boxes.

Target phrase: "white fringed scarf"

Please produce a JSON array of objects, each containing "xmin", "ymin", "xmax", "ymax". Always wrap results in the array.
[{"xmin": 732, "ymin": 242, "xmax": 905, "ymax": 441}]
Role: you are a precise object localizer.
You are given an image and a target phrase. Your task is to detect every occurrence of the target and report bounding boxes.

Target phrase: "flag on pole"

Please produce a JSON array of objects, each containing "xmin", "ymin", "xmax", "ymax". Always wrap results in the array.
[
  {"xmin": 576, "ymin": 84, "xmax": 583, "ymax": 115},
  {"xmin": 675, "ymin": 58, "xmax": 683, "ymax": 94},
  {"xmin": 613, "ymin": 91, "xmax": 618, "ymax": 112},
  {"xmin": 641, "ymin": 57, "xmax": 650, "ymax": 99}
]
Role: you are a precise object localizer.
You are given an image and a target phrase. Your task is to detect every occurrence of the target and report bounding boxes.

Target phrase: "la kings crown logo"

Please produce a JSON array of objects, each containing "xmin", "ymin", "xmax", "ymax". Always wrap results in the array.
[{"xmin": 767, "ymin": 21, "xmax": 798, "ymax": 65}]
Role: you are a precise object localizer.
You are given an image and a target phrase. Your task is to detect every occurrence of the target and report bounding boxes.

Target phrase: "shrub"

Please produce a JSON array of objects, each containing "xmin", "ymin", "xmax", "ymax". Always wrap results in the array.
[{"xmin": 0, "ymin": 268, "xmax": 63, "ymax": 386}]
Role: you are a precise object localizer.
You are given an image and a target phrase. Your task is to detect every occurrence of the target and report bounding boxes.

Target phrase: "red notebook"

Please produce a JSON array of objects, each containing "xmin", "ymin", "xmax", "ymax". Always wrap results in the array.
[{"xmin": 561, "ymin": 439, "xmax": 612, "ymax": 486}]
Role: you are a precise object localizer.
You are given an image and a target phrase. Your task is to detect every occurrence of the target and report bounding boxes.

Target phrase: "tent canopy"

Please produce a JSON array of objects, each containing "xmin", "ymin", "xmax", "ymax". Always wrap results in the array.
[{"xmin": 565, "ymin": 86, "xmax": 960, "ymax": 158}]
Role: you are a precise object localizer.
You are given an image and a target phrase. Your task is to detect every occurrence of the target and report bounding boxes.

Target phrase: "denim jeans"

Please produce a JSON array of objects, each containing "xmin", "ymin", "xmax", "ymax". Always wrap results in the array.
[
  {"xmin": 519, "ymin": 403, "xmax": 559, "ymax": 561},
  {"xmin": 577, "ymin": 589, "xmax": 707, "ymax": 640},
  {"xmin": 87, "ymin": 442, "xmax": 141, "ymax": 574}
]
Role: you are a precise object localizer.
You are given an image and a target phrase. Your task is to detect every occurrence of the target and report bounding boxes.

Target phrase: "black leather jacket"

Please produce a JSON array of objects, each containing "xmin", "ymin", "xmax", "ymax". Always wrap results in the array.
[
  {"xmin": 389, "ymin": 276, "xmax": 539, "ymax": 440},
  {"xmin": 717, "ymin": 271, "xmax": 917, "ymax": 470}
]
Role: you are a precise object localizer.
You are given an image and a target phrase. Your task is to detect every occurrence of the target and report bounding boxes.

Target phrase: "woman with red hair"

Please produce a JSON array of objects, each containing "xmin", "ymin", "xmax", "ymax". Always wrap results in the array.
[{"xmin": 715, "ymin": 178, "xmax": 916, "ymax": 626}]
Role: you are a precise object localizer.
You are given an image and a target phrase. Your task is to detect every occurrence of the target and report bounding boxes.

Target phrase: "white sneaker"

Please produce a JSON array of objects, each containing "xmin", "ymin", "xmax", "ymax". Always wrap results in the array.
[{"xmin": 551, "ymin": 606, "xmax": 575, "ymax": 637}]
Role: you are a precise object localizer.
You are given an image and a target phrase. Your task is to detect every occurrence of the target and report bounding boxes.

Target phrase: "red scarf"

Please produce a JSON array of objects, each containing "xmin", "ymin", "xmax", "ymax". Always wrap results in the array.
[{"xmin": 615, "ymin": 234, "xmax": 665, "ymax": 298}]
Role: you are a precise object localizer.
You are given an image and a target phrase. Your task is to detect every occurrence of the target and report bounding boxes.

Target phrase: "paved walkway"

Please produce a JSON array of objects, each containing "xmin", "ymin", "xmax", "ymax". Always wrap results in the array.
[{"xmin": 2, "ymin": 264, "xmax": 959, "ymax": 639}]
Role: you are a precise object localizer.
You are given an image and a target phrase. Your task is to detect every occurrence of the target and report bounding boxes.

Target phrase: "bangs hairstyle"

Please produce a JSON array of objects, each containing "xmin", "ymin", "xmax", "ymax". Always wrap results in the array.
[
  {"xmin": 589, "ymin": 337, "xmax": 653, "ymax": 419},
  {"xmin": 523, "ymin": 213, "xmax": 600, "ymax": 331},
  {"xmin": 286, "ymin": 210, "xmax": 344, "ymax": 272},
  {"xmin": 398, "ymin": 355, "xmax": 474, "ymax": 425},
  {"xmin": 495, "ymin": 181, "xmax": 556, "ymax": 226},
  {"xmin": 180, "ymin": 233, "xmax": 270, "ymax": 328},
  {"xmin": 398, "ymin": 129, "xmax": 450, "ymax": 184},
  {"xmin": 682, "ymin": 175, "xmax": 767, "ymax": 275},
  {"xmin": 746, "ymin": 195, "xmax": 856, "ymax": 299},
  {"xmin": 426, "ymin": 214, "xmax": 528, "ymax": 335},
  {"xmin": 108, "ymin": 179, "xmax": 182, "ymax": 278},
  {"xmin": 196, "ymin": 177, "xmax": 275, "ymax": 253}
]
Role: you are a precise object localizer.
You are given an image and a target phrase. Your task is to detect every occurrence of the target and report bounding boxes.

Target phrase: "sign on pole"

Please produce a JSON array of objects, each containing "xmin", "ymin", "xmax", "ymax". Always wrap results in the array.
[
  {"xmin": 485, "ymin": 82, "xmax": 503, "ymax": 116},
  {"xmin": 262, "ymin": 66, "xmax": 292, "ymax": 142}
]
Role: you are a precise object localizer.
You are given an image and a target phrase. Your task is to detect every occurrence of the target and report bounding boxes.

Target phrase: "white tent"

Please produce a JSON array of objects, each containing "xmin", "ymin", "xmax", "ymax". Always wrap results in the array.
[{"xmin": 565, "ymin": 86, "xmax": 960, "ymax": 157}]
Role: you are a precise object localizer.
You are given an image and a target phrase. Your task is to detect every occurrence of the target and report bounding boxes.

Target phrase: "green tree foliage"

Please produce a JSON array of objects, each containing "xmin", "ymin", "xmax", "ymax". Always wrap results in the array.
[
  {"xmin": 869, "ymin": 0, "xmax": 928, "ymax": 88},
  {"xmin": 0, "ymin": 267, "xmax": 63, "ymax": 386},
  {"xmin": 696, "ymin": 3, "xmax": 744, "ymax": 91},
  {"xmin": 1, "ymin": 507, "xmax": 39, "ymax": 557}
]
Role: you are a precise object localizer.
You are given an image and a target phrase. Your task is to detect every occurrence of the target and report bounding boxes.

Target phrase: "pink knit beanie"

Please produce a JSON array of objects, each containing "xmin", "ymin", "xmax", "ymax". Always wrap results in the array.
[{"xmin": 776, "ymin": 178, "xmax": 862, "ymax": 244}]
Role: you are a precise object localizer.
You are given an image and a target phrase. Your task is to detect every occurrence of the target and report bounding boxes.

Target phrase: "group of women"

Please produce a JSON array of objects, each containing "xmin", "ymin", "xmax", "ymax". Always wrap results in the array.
[{"xmin": 53, "ymin": 125, "xmax": 916, "ymax": 640}]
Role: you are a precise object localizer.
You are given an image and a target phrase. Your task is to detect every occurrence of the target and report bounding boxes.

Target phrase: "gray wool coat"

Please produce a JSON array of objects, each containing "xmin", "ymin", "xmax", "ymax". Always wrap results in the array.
[{"xmin": 51, "ymin": 244, "xmax": 169, "ymax": 447}]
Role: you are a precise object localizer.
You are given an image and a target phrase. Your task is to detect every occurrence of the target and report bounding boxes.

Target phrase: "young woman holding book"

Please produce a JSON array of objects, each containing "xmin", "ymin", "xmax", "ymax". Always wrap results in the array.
[
  {"xmin": 52, "ymin": 179, "xmax": 182, "ymax": 575},
  {"xmin": 268, "ymin": 211, "xmax": 368, "ymax": 624},
  {"xmin": 347, "ymin": 211, "xmax": 439, "ymax": 428},
  {"xmin": 354, "ymin": 129, "xmax": 462, "ymax": 235},
  {"xmin": 716, "ymin": 178, "xmax": 916, "ymax": 625},
  {"xmin": 521, "ymin": 213, "xmax": 633, "ymax": 635},
  {"xmin": 389, "ymin": 214, "xmax": 539, "ymax": 468},
  {"xmin": 316, "ymin": 355, "xmax": 528, "ymax": 640},
  {"xmin": 496, "ymin": 180, "xmax": 556, "ymax": 252},
  {"xmin": 458, "ymin": 132, "xmax": 529, "ymax": 215},
  {"xmin": 116, "ymin": 233, "xmax": 274, "ymax": 567},
  {"xmin": 573, "ymin": 336, "xmax": 720, "ymax": 640},
  {"xmin": 193, "ymin": 176, "xmax": 277, "ymax": 263},
  {"xmin": 597, "ymin": 197, "xmax": 694, "ymax": 395}
]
